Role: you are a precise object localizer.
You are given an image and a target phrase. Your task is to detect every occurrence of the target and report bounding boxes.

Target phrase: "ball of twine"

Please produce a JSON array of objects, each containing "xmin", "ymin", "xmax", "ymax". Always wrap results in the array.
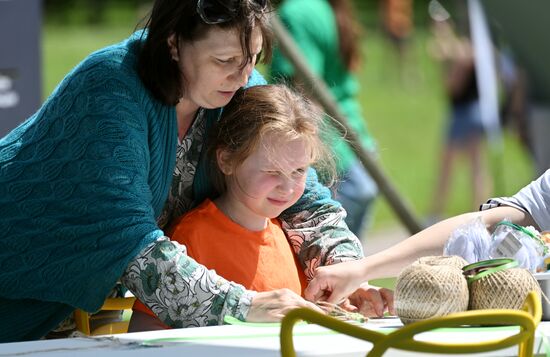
[
  {"xmin": 395, "ymin": 259, "xmax": 469, "ymax": 324},
  {"xmin": 469, "ymin": 268, "xmax": 541, "ymax": 310},
  {"xmin": 414, "ymin": 255, "xmax": 468, "ymax": 269}
]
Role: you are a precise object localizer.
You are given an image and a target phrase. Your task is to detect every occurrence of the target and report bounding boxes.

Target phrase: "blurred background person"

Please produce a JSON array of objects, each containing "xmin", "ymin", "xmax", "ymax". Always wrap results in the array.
[
  {"xmin": 270, "ymin": 0, "xmax": 378, "ymax": 241},
  {"xmin": 426, "ymin": 15, "xmax": 492, "ymax": 222},
  {"xmin": 497, "ymin": 47, "xmax": 530, "ymax": 158},
  {"xmin": 380, "ymin": 0, "xmax": 415, "ymax": 85}
]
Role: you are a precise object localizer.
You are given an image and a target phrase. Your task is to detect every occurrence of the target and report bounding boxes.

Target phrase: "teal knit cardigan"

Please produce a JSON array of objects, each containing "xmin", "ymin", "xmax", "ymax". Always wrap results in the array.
[{"xmin": 0, "ymin": 31, "xmax": 267, "ymax": 341}]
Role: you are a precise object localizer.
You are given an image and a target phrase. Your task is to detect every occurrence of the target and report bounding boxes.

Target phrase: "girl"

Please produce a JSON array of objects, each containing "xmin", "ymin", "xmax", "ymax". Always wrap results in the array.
[
  {"xmin": 131, "ymin": 84, "xmax": 334, "ymax": 330},
  {"xmin": 132, "ymin": 85, "xmax": 393, "ymax": 330}
]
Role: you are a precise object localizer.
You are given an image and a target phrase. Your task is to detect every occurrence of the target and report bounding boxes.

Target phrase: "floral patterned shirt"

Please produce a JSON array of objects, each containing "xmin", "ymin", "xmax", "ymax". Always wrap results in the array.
[{"xmin": 121, "ymin": 109, "xmax": 363, "ymax": 328}]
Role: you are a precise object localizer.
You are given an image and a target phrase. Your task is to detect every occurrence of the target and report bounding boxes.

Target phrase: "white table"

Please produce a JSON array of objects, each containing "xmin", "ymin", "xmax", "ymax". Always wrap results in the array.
[{"xmin": 2, "ymin": 319, "xmax": 550, "ymax": 356}]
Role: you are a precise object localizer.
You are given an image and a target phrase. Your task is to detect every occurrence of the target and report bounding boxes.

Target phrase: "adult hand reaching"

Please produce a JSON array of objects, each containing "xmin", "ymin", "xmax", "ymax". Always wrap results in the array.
[
  {"xmin": 246, "ymin": 288, "xmax": 324, "ymax": 322},
  {"xmin": 304, "ymin": 259, "xmax": 367, "ymax": 304}
]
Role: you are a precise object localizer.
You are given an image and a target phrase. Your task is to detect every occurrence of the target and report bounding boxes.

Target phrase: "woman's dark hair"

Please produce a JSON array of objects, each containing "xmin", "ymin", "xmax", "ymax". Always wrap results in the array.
[
  {"xmin": 328, "ymin": 0, "xmax": 362, "ymax": 71},
  {"xmin": 138, "ymin": 0, "xmax": 273, "ymax": 105}
]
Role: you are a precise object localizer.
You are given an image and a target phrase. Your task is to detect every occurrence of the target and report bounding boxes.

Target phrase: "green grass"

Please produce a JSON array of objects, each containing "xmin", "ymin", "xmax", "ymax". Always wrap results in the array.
[
  {"xmin": 43, "ymin": 24, "xmax": 136, "ymax": 98},
  {"xmin": 42, "ymin": 13, "xmax": 535, "ymax": 235}
]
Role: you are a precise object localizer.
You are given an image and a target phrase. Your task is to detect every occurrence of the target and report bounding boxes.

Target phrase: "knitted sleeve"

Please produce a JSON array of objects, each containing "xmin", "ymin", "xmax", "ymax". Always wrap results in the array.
[
  {"xmin": 0, "ymin": 56, "xmax": 165, "ymax": 312},
  {"xmin": 280, "ymin": 168, "xmax": 364, "ymax": 280}
]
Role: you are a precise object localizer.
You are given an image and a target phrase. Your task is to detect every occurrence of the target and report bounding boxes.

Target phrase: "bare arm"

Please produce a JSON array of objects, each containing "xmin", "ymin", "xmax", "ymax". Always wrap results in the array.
[
  {"xmin": 305, "ymin": 206, "xmax": 536, "ymax": 303},
  {"xmin": 361, "ymin": 206, "xmax": 536, "ymax": 279}
]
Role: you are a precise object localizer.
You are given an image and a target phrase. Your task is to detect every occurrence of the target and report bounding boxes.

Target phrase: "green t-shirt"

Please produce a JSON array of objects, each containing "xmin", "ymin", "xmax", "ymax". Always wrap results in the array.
[{"xmin": 270, "ymin": 0, "xmax": 375, "ymax": 173}]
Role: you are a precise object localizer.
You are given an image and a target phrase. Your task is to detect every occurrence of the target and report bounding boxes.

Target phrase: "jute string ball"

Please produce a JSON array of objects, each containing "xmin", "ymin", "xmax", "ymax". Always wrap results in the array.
[
  {"xmin": 469, "ymin": 268, "xmax": 540, "ymax": 310},
  {"xmin": 395, "ymin": 256, "xmax": 469, "ymax": 324}
]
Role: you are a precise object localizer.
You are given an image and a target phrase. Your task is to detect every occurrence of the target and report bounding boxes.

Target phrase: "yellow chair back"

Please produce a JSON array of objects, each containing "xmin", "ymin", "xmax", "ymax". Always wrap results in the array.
[
  {"xmin": 74, "ymin": 296, "xmax": 136, "ymax": 336},
  {"xmin": 280, "ymin": 291, "xmax": 541, "ymax": 357}
]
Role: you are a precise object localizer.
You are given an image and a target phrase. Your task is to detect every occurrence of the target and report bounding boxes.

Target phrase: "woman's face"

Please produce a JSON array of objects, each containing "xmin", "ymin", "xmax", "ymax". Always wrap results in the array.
[{"xmin": 172, "ymin": 25, "xmax": 263, "ymax": 111}]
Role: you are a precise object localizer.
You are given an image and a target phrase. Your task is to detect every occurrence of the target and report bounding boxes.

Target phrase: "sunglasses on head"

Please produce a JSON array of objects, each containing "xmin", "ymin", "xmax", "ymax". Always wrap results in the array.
[{"xmin": 196, "ymin": 0, "xmax": 268, "ymax": 25}]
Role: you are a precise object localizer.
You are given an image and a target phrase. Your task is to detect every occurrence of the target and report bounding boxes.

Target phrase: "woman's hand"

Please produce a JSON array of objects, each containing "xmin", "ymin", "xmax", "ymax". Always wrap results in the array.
[
  {"xmin": 246, "ymin": 288, "xmax": 324, "ymax": 322},
  {"xmin": 342, "ymin": 283, "xmax": 395, "ymax": 317},
  {"xmin": 304, "ymin": 259, "xmax": 367, "ymax": 304}
]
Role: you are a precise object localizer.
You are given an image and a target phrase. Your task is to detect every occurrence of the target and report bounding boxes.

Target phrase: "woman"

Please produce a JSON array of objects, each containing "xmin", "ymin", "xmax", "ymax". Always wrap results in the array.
[
  {"xmin": 427, "ymin": 18, "xmax": 491, "ymax": 221},
  {"xmin": 0, "ymin": 0, "xmax": 365, "ymax": 342}
]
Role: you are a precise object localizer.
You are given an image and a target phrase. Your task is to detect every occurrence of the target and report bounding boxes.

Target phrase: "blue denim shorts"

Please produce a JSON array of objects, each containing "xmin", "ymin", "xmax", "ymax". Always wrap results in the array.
[
  {"xmin": 448, "ymin": 100, "xmax": 485, "ymax": 144},
  {"xmin": 335, "ymin": 160, "xmax": 378, "ymax": 237}
]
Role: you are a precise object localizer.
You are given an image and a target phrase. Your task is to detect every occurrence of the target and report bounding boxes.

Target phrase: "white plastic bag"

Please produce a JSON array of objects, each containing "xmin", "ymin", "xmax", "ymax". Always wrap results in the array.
[
  {"xmin": 444, "ymin": 217, "xmax": 491, "ymax": 263},
  {"xmin": 489, "ymin": 220, "xmax": 545, "ymax": 272}
]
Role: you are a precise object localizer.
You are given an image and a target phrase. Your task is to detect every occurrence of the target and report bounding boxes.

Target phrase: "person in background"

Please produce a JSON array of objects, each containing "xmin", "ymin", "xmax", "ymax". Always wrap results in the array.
[
  {"xmin": 270, "ymin": 0, "xmax": 378, "ymax": 241},
  {"xmin": 427, "ymin": 17, "xmax": 492, "ymax": 222},
  {"xmin": 380, "ymin": 0, "xmax": 415, "ymax": 84},
  {"xmin": 497, "ymin": 48, "xmax": 529, "ymax": 156},
  {"xmin": 131, "ymin": 85, "xmax": 394, "ymax": 330},
  {"xmin": 0, "ymin": 0, "xmax": 366, "ymax": 342}
]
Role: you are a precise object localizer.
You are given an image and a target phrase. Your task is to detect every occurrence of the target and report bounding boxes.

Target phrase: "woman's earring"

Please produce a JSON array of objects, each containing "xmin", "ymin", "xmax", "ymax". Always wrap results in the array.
[
  {"xmin": 170, "ymin": 48, "xmax": 179, "ymax": 62},
  {"xmin": 171, "ymin": 51, "xmax": 179, "ymax": 62}
]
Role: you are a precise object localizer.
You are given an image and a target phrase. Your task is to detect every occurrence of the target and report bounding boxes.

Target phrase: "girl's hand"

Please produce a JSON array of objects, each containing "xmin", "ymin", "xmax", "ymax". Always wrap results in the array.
[
  {"xmin": 342, "ymin": 283, "xmax": 395, "ymax": 317},
  {"xmin": 246, "ymin": 288, "xmax": 324, "ymax": 322}
]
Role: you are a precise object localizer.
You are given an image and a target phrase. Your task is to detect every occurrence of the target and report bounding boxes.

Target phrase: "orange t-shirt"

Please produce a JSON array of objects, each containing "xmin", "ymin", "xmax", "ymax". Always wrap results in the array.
[{"xmin": 133, "ymin": 199, "xmax": 308, "ymax": 319}]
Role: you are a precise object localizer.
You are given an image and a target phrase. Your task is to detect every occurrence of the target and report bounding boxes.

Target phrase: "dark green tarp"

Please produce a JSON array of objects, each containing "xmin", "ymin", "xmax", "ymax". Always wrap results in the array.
[{"xmin": 483, "ymin": 0, "xmax": 550, "ymax": 103}]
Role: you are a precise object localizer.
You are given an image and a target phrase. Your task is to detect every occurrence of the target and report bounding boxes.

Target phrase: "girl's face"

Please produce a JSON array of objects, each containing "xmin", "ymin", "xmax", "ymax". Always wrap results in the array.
[
  {"xmin": 219, "ymin": 132, "xmax": 311, "ymax": 230},
  {"xmin": 171, "ymin": 25, "xmax": 263, "ymax": 112}
]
